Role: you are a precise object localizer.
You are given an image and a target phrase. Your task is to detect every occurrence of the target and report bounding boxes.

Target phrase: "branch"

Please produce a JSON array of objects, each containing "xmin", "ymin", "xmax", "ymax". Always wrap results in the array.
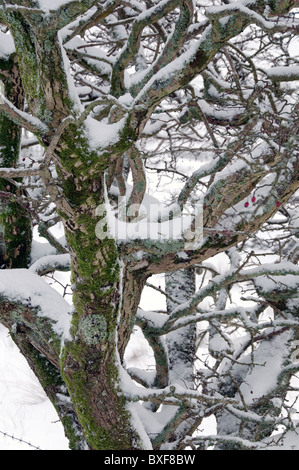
[
  {"xmin": 130, "ymin": 0, "xmax": 195, "ymax": 97},
  {"xmin": 124, "ymin": 382, "xmax": 240, "ymax": 407},
  {"xmin": 133, "ymin": 0, "xmax": 297, "ymax": 112},
  {"xmin": 37, "ymin": 221, "xmax": 69, "ymax": 255},
  {"xmin": 111, "ymin": 0, "xmax": 180, "ymax": 97},
  {"xmin": 262, "ymin": 66, "xmax": 299, "ymax": 82},
  {"xmin": 126, "ymin": 144, "xmax": 147, "ymax": 212},
  {"xmin": 0, "ymin": 92, "xmax": 48, "ymax": 136},
  {"xmin": 29, "ymin": 253, "xmax": 71, "ymax": 276},
  {"xmin": 0, "ymin": 298, "xmax": 61, "ymax": 370},
  {"xmin": 0, "ymin": 290, "xmax": 86, "ymax": 450},
  {"xmin": 154, "ymin": 261, "xmax": 299, "ymax": 332},
  {"xmin": 0, "ymin": 269, "xmax": 72, "ymax": 363},
  {"xmin": 185, "ymin": 434, "xmax": 265, "ymax": 450},
  {"xmin": 62, "ymin": 0, "xmax": 122, "ymax": 44},
  {"xmin": 205, "ymin": 1, "xmax": 299, "ymax": 33},
  {"xmin": 0, "ymin": 167, "xmax": 41, "ymax": 178},
  {"xmin": 0, "ymin": 3, "xmax": 44, "ymax": 14},
  {"xmin": 43, "ymin": 115, "xmax": 75, "ymax": 166}
]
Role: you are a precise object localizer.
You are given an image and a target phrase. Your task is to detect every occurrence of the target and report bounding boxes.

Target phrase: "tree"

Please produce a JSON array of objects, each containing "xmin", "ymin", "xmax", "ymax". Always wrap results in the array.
[{"xmin": 0, "ymin": 0, "xmax": 298, "ymax": 450}]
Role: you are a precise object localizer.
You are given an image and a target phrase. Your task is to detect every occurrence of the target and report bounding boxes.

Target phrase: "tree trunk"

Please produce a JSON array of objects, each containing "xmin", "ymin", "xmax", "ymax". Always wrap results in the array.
[
  {"xmin": 48, "ymin": 124, "xmax": 143, "ymax": 449},
  {"xmin": 60, "ymin": 217, "xmax": 143, "ymax": 449}
]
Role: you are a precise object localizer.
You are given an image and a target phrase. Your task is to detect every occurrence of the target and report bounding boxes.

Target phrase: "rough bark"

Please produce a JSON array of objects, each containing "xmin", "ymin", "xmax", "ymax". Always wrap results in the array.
[{"xmin": 0, "ymin": 54, "xmax": 32, "ymax": 268}]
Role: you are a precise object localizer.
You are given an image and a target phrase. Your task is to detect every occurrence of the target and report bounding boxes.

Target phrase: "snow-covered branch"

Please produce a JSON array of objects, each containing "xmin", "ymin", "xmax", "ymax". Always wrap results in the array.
[
  {"xmin": 0, "ymin": 93, "xmax": 48, "ymax": 136},
  {"xmin": 0, "ymin": 269, "xmax": 72, "ymax": 349},
  {"xmin": 29, "ymin": 254, "xmax": 71, "ymax": 276},
  {"xmin": 0, "ymin": 167, "xmax": 41, "ymax": 178},
  {"xmin": 124, "ymin": 382, "xmax": 240, "ymax": 408}
]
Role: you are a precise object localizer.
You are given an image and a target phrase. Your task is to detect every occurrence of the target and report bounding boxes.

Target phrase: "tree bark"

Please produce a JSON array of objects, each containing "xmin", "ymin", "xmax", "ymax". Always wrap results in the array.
[{"xmin": 0, "ymin": 54, "xmax": 32, "ymax": 269}]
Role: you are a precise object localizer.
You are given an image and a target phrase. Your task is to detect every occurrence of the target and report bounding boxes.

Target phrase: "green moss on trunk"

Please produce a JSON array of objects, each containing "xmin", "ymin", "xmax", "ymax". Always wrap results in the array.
[{"xmin": 54, "ymin": 127, "xmax": 142, "ymax": 450}]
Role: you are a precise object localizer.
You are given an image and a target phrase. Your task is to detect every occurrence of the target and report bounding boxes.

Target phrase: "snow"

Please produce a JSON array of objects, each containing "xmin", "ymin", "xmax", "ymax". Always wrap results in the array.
[
  {"xmin": 29, "ymin": 253, "xmax": 71, "ymax": 274},
  {"xmin": 239, "ymin": 330, "xmax": 292, "ymax": 406},
  {"xmin": 0, "ymin": 223, "xmax": 73, "ymax": 450},
  {"xmin": 58, "ymin": 31, "xmax": 84, "ymax": 114},
  {"xmin": 126, "ymin": 403, "xmax": 153, "ymax": 450},
  {"xmin": 137, "ymin": 308, "xmax": 168, "ymax": 329},
  {"xmin": 0, "ymin": 93, "xmax": 48, "ymax": 133},
  {"xmin": 254, "ymin": 274, "xmax": 299, "ymax": 293},
  {"xmin": 0, "ymin": 269, "xmax": 72, "ymax": 343},
  {"xmin": 101, "ymin": 183, "xmax": 202, "ymax": 245},
  {"xmin": 206, "ymin": 1, "xmax": 276, "ymax": 29},
  {"xmin": 132, "ymin": 38, "xmax": 202, "ymax": 104},
  {"xmin": 38, "ymin": 0, "xmax": 74, "ymax": 12},
  {"xmin": 264, "ymin": 65, "xmax": 299, "ymax": 80},
  {"xmin": 84, "ymin": 115, "xmax": 126, "ymax": 150},
  {"xmin": 30, "ymin": 239, "xmax": 57, "ymax": 263},
  {"xmin": 131, "ymin": 402, "xmax": 178, "ymax": 443},
  {"xmin": 266, "ymin": 426, "xmax": 299, "ymax": 450},
  {"xmin": 0, "ymin": 323, "xmax": 69, "ymax": 450},
  {"xmin": 105, "ymin": 207, "xmax": 194, "ymax": 242},
  {"xmin": 240, "ymin": 261, "xmax": 299, "ymax": 279},
  {"xmin": 65, "ymin": 36, "xmax": 112, "ymax": 77},
  {"xmin": 0, "ymin": 32, "xmax": 15, "ymax": 59}
]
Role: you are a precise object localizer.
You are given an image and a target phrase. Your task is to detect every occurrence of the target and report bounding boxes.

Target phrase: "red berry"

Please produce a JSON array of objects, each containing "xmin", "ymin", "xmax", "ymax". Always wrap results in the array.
[
  {"xmin": 251, "ymin": 196, "xmax": 256, "ymax": 203},
  {"xmin": 244, "ymin": 202, "xmax": 249, "ymax": 207},
  {"xmin": 276, "ymin": 201, "xmax": 281, "ymax": 207}
]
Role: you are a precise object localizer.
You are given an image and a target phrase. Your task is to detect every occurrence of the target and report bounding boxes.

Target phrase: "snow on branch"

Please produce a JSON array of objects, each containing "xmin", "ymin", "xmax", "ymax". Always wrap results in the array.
[
  {"xmin": 0, "ymin": 269, "xmax": 72, "ymax": 343},
  {"xmin": 262, "ymin": 66, "xmax": 299, "ymax": 82},
  {"xmin": 156, "ymin": 261, "xmax": 299, "ymax": 331},
  {"xmin": 0, "ymin": 167, "xmax": 41, "ymax": 178},
  {"xmin": 0, "ymin": 3, "xmax": 44, "ymax": 14},
  {"xmin": 61, "ymin": 0, "xmax": 122, "ymax": 44},
  {"xmin": 205, "ymin": 0, "xmax": 298, "ymax": 32},
  {"xmin": 0, "ymin": 31, "xmax": 15, "ymax": 58},
  {"xmin": 0, "ymin": 92, "xmax": 48, "ymax": 136},
  {"xmin": 122, "ymin": 381, "xmax": 241, "ymax": 408},
  {"xmin": 29, "ymin": 253, "xmax": 71, "ymax": 276},
  {"xmin": 184, "ymin": 434, "xmax": 266, "ymax": 450}
]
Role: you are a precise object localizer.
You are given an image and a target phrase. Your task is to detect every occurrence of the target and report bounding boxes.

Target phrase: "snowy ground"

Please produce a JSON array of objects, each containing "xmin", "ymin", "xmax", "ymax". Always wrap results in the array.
[
  {"xmin": 0, "ymin": 322, "xmax": 70, "ymax": 450},
  {"xmin": 0, "ymin": 228, "xmax": 70, "ymax": 450}
]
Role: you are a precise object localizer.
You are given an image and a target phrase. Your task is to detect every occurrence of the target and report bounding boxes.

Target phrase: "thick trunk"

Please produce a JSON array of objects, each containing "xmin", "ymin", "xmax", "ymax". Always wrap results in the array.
[
  {"xmin": 60, "ymin": 218, "xmax": 142, "ymax": 449},
  {"xmin": 51, "ymin": 126, "xmax": 143, "ymax": 449}
]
